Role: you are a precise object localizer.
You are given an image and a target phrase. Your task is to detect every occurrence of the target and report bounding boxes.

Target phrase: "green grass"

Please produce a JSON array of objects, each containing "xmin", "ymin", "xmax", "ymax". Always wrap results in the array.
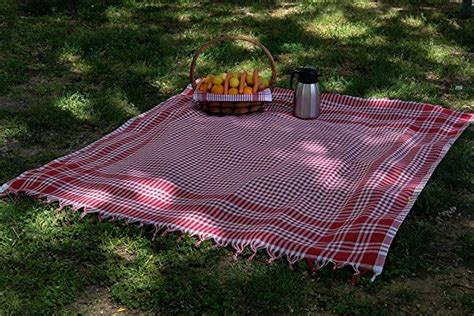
[{"xmin": 0, "ymin": 0, "xmax": 473, "ymax": 314}]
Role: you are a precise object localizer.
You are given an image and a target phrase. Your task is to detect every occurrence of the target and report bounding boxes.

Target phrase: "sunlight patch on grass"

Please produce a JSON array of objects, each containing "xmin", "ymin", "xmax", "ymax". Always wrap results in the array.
[
  {"xmin": 279, "ymin": 42, "xmax": 305, "ymax": 52},
  {"xmin": 100, "ymin": 236, "xmax": 149, "ymax": 263},
  {"xmin": 401, "ymin": 15, "xmax": 426, "ymax": 28},
  {"xmin": 172, "ymin": 29, "xmax": 208, "ymax": 45},
  {"xmin": 305, "ymin": 10, "xmax": 370, "ymax": 40},
  {"xmin": 54, "ymin": 92, "xmax": 94, "ymax": 121},
  {"xmin": 59, "ymin": 45, "xmax": 91, "ymax": 75},
  {"xmin": 269, "ymin": 5, "xmax": 300, "ymax": 18},
  {"xmin": 24, "ymin": 206, "xmax": 72, "ymax": 241},
  {"xmin": 105, "ymin": 6, "xmax": 133, "ymax": 24},
  {"xmin": 362, "ymin": 34, "xmax": 387, "ymax": 46},
  {"xmin": 403, "ymin": 19, "xmax": 438, "ymax": 38},
  {"xmin": 152, "ymin": 77, "xmax": 179, "ymax": 95},
  {"xmin": 424, "ymin": 43, "xmax": 473, "ymax": 81},
  {"xmin": 0, "ymin": 118, "xmax": 28, "ymax": 146},
  {"xmin": 323, "ymin": 75, "xmax": 351, "ymax": 94},
  {"xmin": 426, "ymin": 43, "xmax": 455, "ymax": 64},
  {"xmin": 367, "ymin": 81, "xmax": 440, "ymax": 104},
  {"xmin": 176, "ymin": 12, "xmax": 192, "ymax": 23}
]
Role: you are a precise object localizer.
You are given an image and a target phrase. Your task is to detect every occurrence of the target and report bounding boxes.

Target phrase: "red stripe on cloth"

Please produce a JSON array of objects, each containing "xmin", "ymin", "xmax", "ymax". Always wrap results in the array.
[{"xmin": 2, "ymin": 87, "xmax": 472, "ymax": 277}]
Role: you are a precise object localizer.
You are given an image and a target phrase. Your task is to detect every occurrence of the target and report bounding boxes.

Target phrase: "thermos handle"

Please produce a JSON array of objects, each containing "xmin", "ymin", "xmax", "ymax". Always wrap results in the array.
[{"xmin": 290, "ymin": 70, "xmax": 299, "ymax": 90}]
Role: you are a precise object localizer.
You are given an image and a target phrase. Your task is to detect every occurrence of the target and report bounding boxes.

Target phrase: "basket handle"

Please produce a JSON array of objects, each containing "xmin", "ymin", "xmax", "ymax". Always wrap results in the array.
[{"xmin": 190, "ymin": 35, "xmax": 277, "ymax": 91}]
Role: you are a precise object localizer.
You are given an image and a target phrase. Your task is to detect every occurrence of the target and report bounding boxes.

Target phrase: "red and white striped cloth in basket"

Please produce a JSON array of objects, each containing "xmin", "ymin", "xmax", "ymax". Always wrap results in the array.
[
  {"xmin": 2, "ymin": 86, "xmax": 472, "ymax": 277},
  {"xmin": 192, "ymin": 87, "xmax": 272, "ymax": 102}
]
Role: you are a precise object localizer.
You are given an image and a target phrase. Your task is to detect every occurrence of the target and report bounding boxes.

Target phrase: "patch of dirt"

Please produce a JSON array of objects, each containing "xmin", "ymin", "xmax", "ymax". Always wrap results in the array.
[
  {"xmin": 1, "ymin": 75, "xmax": 51, "ymax": 112},
  {"xmin": 377, "ymin": 266, "xmax": 473, "ymax": 314},
  {"xmin": 433, "ymin": 217, "xmax": 473, "ymax": 267},
  {"xmin": 0, "ymin": 142, "xmax": 47, "ymax": 157},
  {"xmin": 0, "ymin": 96, "xmax": 29, "ymax": 112},
  {"xmin": 376, "ymin": 216, "xmax": 474, "ymax": 314},
  {"xmin": 64, "ymin": 286, "xmax": 142, "ymax": 315}
]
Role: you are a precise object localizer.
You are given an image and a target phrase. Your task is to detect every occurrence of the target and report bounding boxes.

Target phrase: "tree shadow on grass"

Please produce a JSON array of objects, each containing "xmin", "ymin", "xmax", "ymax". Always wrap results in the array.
[
  {"xmin": 1, "ymin": 1, "xmax": 473, "ymax": 313},
  {"xmin": 0, "ymin": 197, "xmax": 352, "ymax": 314},
  {"xmin": 0, "ymin": 194, "xmax": 456, "ymax": 314},
  {"xmin": 5, "ymin": 0, "xmax": 472, "ymax": 121},
  {"xmin": 252, "ymin": 2, "xmax": 472, "ymax": 104}
]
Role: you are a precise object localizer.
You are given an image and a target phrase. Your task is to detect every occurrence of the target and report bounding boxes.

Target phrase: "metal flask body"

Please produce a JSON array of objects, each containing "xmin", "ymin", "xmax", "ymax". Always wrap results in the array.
[{"xmin": 290, "ymin": 67, "xmax": 321, "ymax": 119}]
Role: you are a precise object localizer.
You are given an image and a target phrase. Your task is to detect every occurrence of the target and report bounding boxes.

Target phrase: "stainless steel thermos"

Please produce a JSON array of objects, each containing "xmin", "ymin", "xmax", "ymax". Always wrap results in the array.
[{"xmin": 290, "ymin": 67, "xmax": 321, "ymax": 119}]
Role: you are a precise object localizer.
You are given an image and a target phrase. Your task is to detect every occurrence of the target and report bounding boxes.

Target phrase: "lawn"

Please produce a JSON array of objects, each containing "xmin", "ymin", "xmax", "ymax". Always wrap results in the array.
[{"xmin": 0, "ymin": 0, "xmax": 473, "ymax": 314}]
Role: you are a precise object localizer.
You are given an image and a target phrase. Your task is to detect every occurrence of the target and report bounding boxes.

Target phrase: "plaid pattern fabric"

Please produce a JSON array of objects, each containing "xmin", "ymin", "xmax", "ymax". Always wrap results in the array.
[
  {"xmin": 192, "ymin": 87, "xmax": 272, "ymax": 102},
  {"xmin": 2, "ymin": 87, "xmax": 472, "ymax": 277}
]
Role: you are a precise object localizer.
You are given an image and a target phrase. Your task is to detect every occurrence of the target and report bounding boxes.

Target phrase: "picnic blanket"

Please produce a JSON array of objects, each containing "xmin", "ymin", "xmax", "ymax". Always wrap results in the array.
[{"xmin": 2, "ymin": 86, "xmax": 472, "ymax": 277}]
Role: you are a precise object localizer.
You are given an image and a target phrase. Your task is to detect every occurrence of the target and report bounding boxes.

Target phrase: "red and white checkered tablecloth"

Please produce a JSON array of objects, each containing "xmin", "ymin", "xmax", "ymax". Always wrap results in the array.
[{"xmin": 2, "ymin": 86, "xmax": 472, "ymax": 277}]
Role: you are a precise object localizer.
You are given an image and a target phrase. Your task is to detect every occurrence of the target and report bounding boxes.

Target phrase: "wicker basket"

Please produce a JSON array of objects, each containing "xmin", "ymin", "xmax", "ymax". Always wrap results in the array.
[{"xmin": 190, "ymin": 35, "xmax": 277, "ymax": 115}]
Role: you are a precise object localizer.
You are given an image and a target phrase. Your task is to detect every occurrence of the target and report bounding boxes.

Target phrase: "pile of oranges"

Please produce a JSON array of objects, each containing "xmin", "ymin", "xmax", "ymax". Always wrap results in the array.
[{"xmin": 197, "ymin": 69, "xmax": 270, "ymax": 95}]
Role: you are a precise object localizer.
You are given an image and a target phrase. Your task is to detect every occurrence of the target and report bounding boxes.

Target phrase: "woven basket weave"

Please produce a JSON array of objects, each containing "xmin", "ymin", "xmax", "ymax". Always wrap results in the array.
[{"xmin": 190, "ymin": 35, "xmax": 277, "ymax": 115}]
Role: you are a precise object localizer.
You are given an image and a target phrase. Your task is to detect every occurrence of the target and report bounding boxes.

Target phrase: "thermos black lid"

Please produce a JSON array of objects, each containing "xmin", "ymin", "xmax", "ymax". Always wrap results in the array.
[{"xmin": 298, "ymin": 67, "xmax": 319, "ymax": 84}]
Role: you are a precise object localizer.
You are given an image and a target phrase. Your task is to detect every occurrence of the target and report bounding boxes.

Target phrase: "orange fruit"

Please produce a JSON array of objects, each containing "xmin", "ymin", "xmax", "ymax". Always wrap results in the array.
[
  {"xmin": 228, "ymin": 88, "xmax": 238, "ymax": 95},
  {"xmin": 198, "ymin": 83, "xmax": 208, "ymax": 93},
  {"xmin": 243, "ymin": 86, "xmax": 253, "ymax": 94},
  {"xmin": 211, "ymin": 84, "xmax": 224, "ymax": 94}
]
